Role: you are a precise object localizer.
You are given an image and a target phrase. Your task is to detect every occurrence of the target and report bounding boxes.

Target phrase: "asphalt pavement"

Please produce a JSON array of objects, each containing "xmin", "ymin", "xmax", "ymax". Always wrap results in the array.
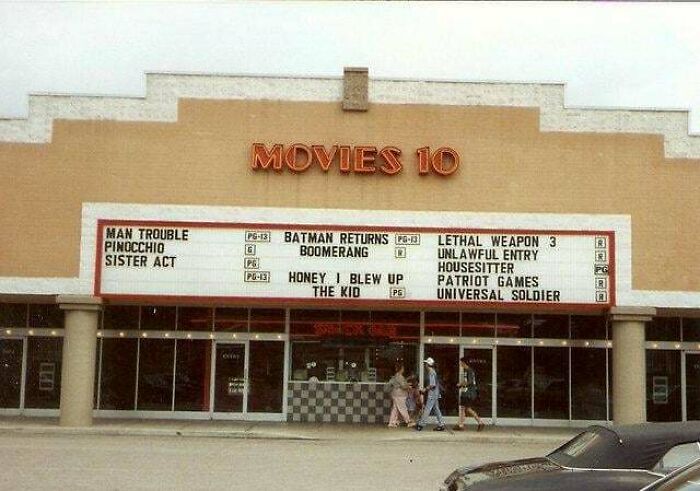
[{"xmin": 0, "ymin": 429, "xmax": 566, "ymax": 490}]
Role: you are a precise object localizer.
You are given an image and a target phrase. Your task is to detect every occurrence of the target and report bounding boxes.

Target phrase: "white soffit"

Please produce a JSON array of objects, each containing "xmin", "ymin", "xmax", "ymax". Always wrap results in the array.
[{"xmin": 0, "ymin": 73, "xmax": 698, "ymax": 159}]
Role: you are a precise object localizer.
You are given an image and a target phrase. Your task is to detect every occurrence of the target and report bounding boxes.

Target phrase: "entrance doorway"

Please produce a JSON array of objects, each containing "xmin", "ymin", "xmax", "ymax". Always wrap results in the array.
[
  {"xmin": 210, "ymin": 340, "xmax": 286, "ymax": 419},
  {"xmin": 0, "ymin": 338, "xmax": 23, "ymax": 409},
  {"xmin": 685, "ymin": 352, "xmax": 700, "ymax": 421},
  {"xmin": 212, "ymin": 342, "xmax": 247, "ymax": 416},
  {"xmin": 460, "ymin": 346, "xmax": 494, "ymax": 419},
  {"xmin": 421, "ymin": 344, "xmax": 494, "ymax": 421}
]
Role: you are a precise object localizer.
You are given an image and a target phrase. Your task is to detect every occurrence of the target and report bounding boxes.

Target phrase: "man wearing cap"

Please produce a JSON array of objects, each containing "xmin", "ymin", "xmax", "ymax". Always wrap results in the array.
[{"xmin": 415, "ymin": 357, "xmax": 446, "ymax": 431}]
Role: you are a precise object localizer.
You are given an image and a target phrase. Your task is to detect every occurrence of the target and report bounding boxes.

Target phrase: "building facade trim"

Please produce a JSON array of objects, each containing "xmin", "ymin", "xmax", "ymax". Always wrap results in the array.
[
  {"xmin": 0, "ymin": 73, "xmax": 698, "ymax": 159},
  {"xmin": 57, "ymin": 295, "xmax": 103, "ymax": 312},
  {"xmin": 610, "ymin": 306, "xmax": 657, "ymax": 322}
]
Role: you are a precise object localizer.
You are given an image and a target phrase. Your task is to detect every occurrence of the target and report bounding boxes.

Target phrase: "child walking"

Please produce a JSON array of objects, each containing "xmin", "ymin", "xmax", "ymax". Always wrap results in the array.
[{"xmin": 405, "ymin": 375, "xmax": 422, "ymax": 427}]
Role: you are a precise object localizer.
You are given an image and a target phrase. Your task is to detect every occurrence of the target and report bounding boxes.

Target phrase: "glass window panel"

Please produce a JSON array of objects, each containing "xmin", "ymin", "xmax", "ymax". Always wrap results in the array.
[
  {"xmin": 214, "ymin": 308, "xmax": 248, "ymax": 332},
  {"xmin": 646, "ymin": 317, "xmax": 681, "ymax": 342},
  {"xmin": 379, "ymin": 343, "xmax": 419, "ymax": 382},
  {"xmin": 653, "ymin": 442, "xmax": 700, "ymax": 473},
  {"xmin": 99, "ymin": 338, "xmax": 138, "ymax": 410},
  {"xmin": 140, "ymin": 306, "xmax": 176, "ymax": 331},
  {"xmin": 28, "ymin": 304, "xmax": 62, "ymax": 329},
  {"xmin": 371, "ymin": 311, "xmax": 420, "ymax": 340},
  {"xmin": 497, "ymin": 346, "xmax": 531, "ymax": 418},
  {"xmin": 461, "ymin": 313, "xmax": 495, "ymax": 338},
  {"xmin": 424, "ymin": 312, "xmax": 460, "ymax": 337},
  {"xmin": 24, "ymin": 337, "xmax": 62, "ymax": 409},
  {"xmin": 177, "ymin": 307, "xmax": 213, "ymax": 332},
  {"xmin": 342, "ymin": 311, "xmax": 393, "ymax": 340},
  {"xmin": 571, "ymin": 315, "xmax": 607, "ymax": 340},
  {"xmin": 340, "ymin": 311, "xmax": 370, "ymax": 336},
  {"xmin": 342, "ymin": 344, "xmax": 417, "ymax": 383},
  {"xmin": 290, "ymin": 342, "xmax": 337, "ymax": 381},
  {"xmin": 174, "ymin": 339, "xmax": 211, "ymax": 411},
  {"xmin": 686, "ymin": 353, "xmax": 700, "ymax": 421},
  {"xmin": 607, "ymin": 348, "xmax": 613, "ymax": 421},
  {"xmin": 248, "ymin": 341, "xmax": 284, "ymax": 413},
  {"xmin": 137, "ymin": 339, "xmax": 175, "ymax": 410},
  {"xmin": 0, "ymin": 339, "xmax": 23, "ymax": 408},
  {"xmin": 533, "ymin": 315, "xmax": 569, "ymax": 339},
  {"xmin": 290, "ymin": 310, "xmax": 339, "ymax": 337},
  {"xmin": 496, "ymin": 314, "xmax": 532, "ymax": 338},
  {"xmin": 250, "ymin": 309, "xmax": 284, "ymax": 333},
  {"xmin": 341, "ymin": 346, "xmax": 370, "ymax": 381},
  {"xmin": 461, "ymin": 348, "xmax": 493, "ymax": 418},
  {"xmin": 646, "ymin": 350, "xmax": 682, "ymax": 422},
  {"xmin": 102, "ymin": 305, "xmax": 139, "ymax": 330},
  {"xmin": 94, "ymin": 342, "xmax": 100, "ymax": 409},
  {"xmin": 571, "ymin": 348, "xmax": 607, "ymax": 420},
  {"xmin": 683, "ymin": 318, "xmax": 700, "ymax": 342},
  {"xmin": 423, "ymin": 345, "xmax": 459, "ymax": 417},
  {"xmin": 290, "ymin": 341, "xmax": 418, "ymax": 383},
  {"xmin": 340, "ymin": 310, "xmax": 370, "ymax": 323},
  {"xmin": 534, "ymin": 347, "xmax": 569, "ymax": 419},
  {"xmin": 0, "ymin": 303, "xmax": 27, "ymax": 328}
]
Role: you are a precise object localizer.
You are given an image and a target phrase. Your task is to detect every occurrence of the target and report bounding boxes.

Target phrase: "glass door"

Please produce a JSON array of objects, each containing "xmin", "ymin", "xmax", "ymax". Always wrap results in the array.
[
  {"xmin": 459, "ymin": 346, "xmax": 494, "ymax": 419},
  {"xmin": 0, "ymin": 339, "xmax": 23, "ymax": 409},
  {"xmin": 212, "ymin": 342, "xmax": 247, "ymax": 415},
  {"xmin": 685, "ymin": 352, "xmax": 700, "ymax": 421},
  {"xmin": 423, "ymin": 345, "xmax": 460, "ymax": 416},
  {"xmin": 247, "ymin": 341, "xmax": 285, "ymax": 414}
]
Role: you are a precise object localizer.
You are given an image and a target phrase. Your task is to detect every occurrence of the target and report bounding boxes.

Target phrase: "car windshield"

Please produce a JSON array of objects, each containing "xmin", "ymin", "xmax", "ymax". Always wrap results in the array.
[
  {"xmin": 547, "ymin": 428, "xmax": 617, "ymax": 468},
  {"xmin": 556, "ymin": 431, "xmax": 601, "ymax": 458},
  {"xmin": 654, "ymin": 443, "xmax": 700, "ymax": 474},
  {"xmin": 675, "ymin": 478, "xmax": 700, "ymax": 491},
  {"xmin": 652, "ymin": 460, "xmax": 700, "ymax": 491}
]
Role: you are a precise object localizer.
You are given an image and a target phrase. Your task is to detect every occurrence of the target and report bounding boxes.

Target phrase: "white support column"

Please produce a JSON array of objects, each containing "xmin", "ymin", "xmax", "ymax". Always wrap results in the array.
[
  {"xmin": 57, "ymin": 295, "xmax": 102, "ymax": 427},
  {"xmin": 610, "ymin": 306, "xmax": 655, "ymax": 425}
]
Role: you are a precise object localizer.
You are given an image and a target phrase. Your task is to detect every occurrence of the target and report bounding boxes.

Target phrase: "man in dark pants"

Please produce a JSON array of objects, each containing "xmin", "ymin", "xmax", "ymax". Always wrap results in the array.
[{"xmin": 415, "ymin": 357, "xmax": 446, "ymax": 431}]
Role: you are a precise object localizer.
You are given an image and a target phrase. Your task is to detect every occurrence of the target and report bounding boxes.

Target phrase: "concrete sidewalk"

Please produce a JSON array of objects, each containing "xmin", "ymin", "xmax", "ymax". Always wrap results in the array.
[{"xmin": 0, "ymin": 416, "xmax": 580, "ymax": 445}]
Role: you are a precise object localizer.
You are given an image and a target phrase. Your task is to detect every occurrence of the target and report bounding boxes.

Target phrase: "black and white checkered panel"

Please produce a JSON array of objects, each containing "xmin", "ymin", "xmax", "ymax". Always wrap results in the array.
[{"xmin": 287, "ymin": 382, "xmax": 393, "ymax": 423}]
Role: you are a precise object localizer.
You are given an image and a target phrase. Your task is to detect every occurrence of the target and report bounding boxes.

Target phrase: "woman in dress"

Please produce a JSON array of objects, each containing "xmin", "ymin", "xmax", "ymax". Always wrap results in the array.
[{"xmin": 387, "ymin": 363, "xmax": 413, "ymax": 428}]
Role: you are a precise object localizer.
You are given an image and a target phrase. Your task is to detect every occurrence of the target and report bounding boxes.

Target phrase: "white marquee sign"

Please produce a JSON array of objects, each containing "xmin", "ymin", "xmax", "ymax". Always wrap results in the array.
[{"xmin": 95, "ymin": 220, "xmax": 615, "ymax": 309}]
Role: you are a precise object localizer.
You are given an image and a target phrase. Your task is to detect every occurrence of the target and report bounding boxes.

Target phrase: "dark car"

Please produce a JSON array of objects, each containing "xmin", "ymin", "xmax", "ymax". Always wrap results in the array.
[{"xmin": 442, "ymin": 422, "xmax": 700, "ymax": 491}]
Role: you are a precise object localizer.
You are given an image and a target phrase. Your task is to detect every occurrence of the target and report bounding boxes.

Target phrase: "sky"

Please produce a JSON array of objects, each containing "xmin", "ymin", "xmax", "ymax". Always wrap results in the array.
[{"xmin": 1, "ymin": 1, "xmax": 699, "ymax": 132}]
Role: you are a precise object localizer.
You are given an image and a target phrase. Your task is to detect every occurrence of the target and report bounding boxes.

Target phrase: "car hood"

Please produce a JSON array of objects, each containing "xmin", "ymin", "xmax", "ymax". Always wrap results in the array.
[
  {"xmin": 443, "ymin": 459, "xmax": 661, "ymax": 491},
  {"xmin": 443, "ymin": 457, "xmax": 561, "ymax": 489}
]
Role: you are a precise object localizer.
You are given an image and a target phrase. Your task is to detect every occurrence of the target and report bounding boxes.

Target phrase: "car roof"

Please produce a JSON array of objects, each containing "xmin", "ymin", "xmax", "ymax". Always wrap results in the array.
[
  {"xmin": 608, "ymin": 422, "xmax": 700, "ymax": 446},
  {"xmin": 548, "ymin": 422, "xmax": 700, "ymax": 470}
]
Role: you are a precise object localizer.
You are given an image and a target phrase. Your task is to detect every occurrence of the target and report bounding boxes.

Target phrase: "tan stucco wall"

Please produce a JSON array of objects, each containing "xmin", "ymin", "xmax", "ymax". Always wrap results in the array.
[{"xmin": 1, "ymin": 99, "xmax": 698, "ymax": 292}]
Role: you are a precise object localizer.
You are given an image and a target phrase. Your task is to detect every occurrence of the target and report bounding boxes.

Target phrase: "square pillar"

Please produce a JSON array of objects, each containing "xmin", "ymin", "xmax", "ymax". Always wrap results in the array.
[
  {"xmin": 610, "ymin": 306, "xmax": 655, "ymax": 425},
  {"xmin": 57, "ymin": 295, "xmax": 102, "ymax": 427}
]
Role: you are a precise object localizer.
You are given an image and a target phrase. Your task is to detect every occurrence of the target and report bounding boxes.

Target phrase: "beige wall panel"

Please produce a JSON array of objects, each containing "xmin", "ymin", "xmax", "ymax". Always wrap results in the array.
[{"xmin": 0, "ymin": 99, "xmax": 698, "ymax": 294}]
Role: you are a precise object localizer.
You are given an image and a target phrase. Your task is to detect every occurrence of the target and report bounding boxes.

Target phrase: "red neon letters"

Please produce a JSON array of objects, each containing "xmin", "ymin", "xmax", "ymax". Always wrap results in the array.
[{"xmin": 251, "ymin": 143, "xmax": 459, "ymax": 176}]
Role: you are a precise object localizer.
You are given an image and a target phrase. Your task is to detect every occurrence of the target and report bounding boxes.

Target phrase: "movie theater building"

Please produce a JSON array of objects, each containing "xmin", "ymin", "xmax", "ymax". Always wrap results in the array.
[{"xmin": 1, "ymin": 68, "xmax": 699, "ymax": 427}]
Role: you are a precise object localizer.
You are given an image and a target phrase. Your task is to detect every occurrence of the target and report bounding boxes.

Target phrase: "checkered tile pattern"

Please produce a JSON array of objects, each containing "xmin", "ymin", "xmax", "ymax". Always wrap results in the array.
[{"xmin": 287, "ymin": 382, "xmax": 393, "ymax": 423}]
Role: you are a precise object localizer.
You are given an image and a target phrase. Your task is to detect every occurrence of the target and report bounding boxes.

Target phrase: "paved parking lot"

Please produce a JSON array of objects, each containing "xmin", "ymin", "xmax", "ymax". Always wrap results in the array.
[{"xmin": 0, "ymin": 433, "xmax": 555, "ymax": 490}]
